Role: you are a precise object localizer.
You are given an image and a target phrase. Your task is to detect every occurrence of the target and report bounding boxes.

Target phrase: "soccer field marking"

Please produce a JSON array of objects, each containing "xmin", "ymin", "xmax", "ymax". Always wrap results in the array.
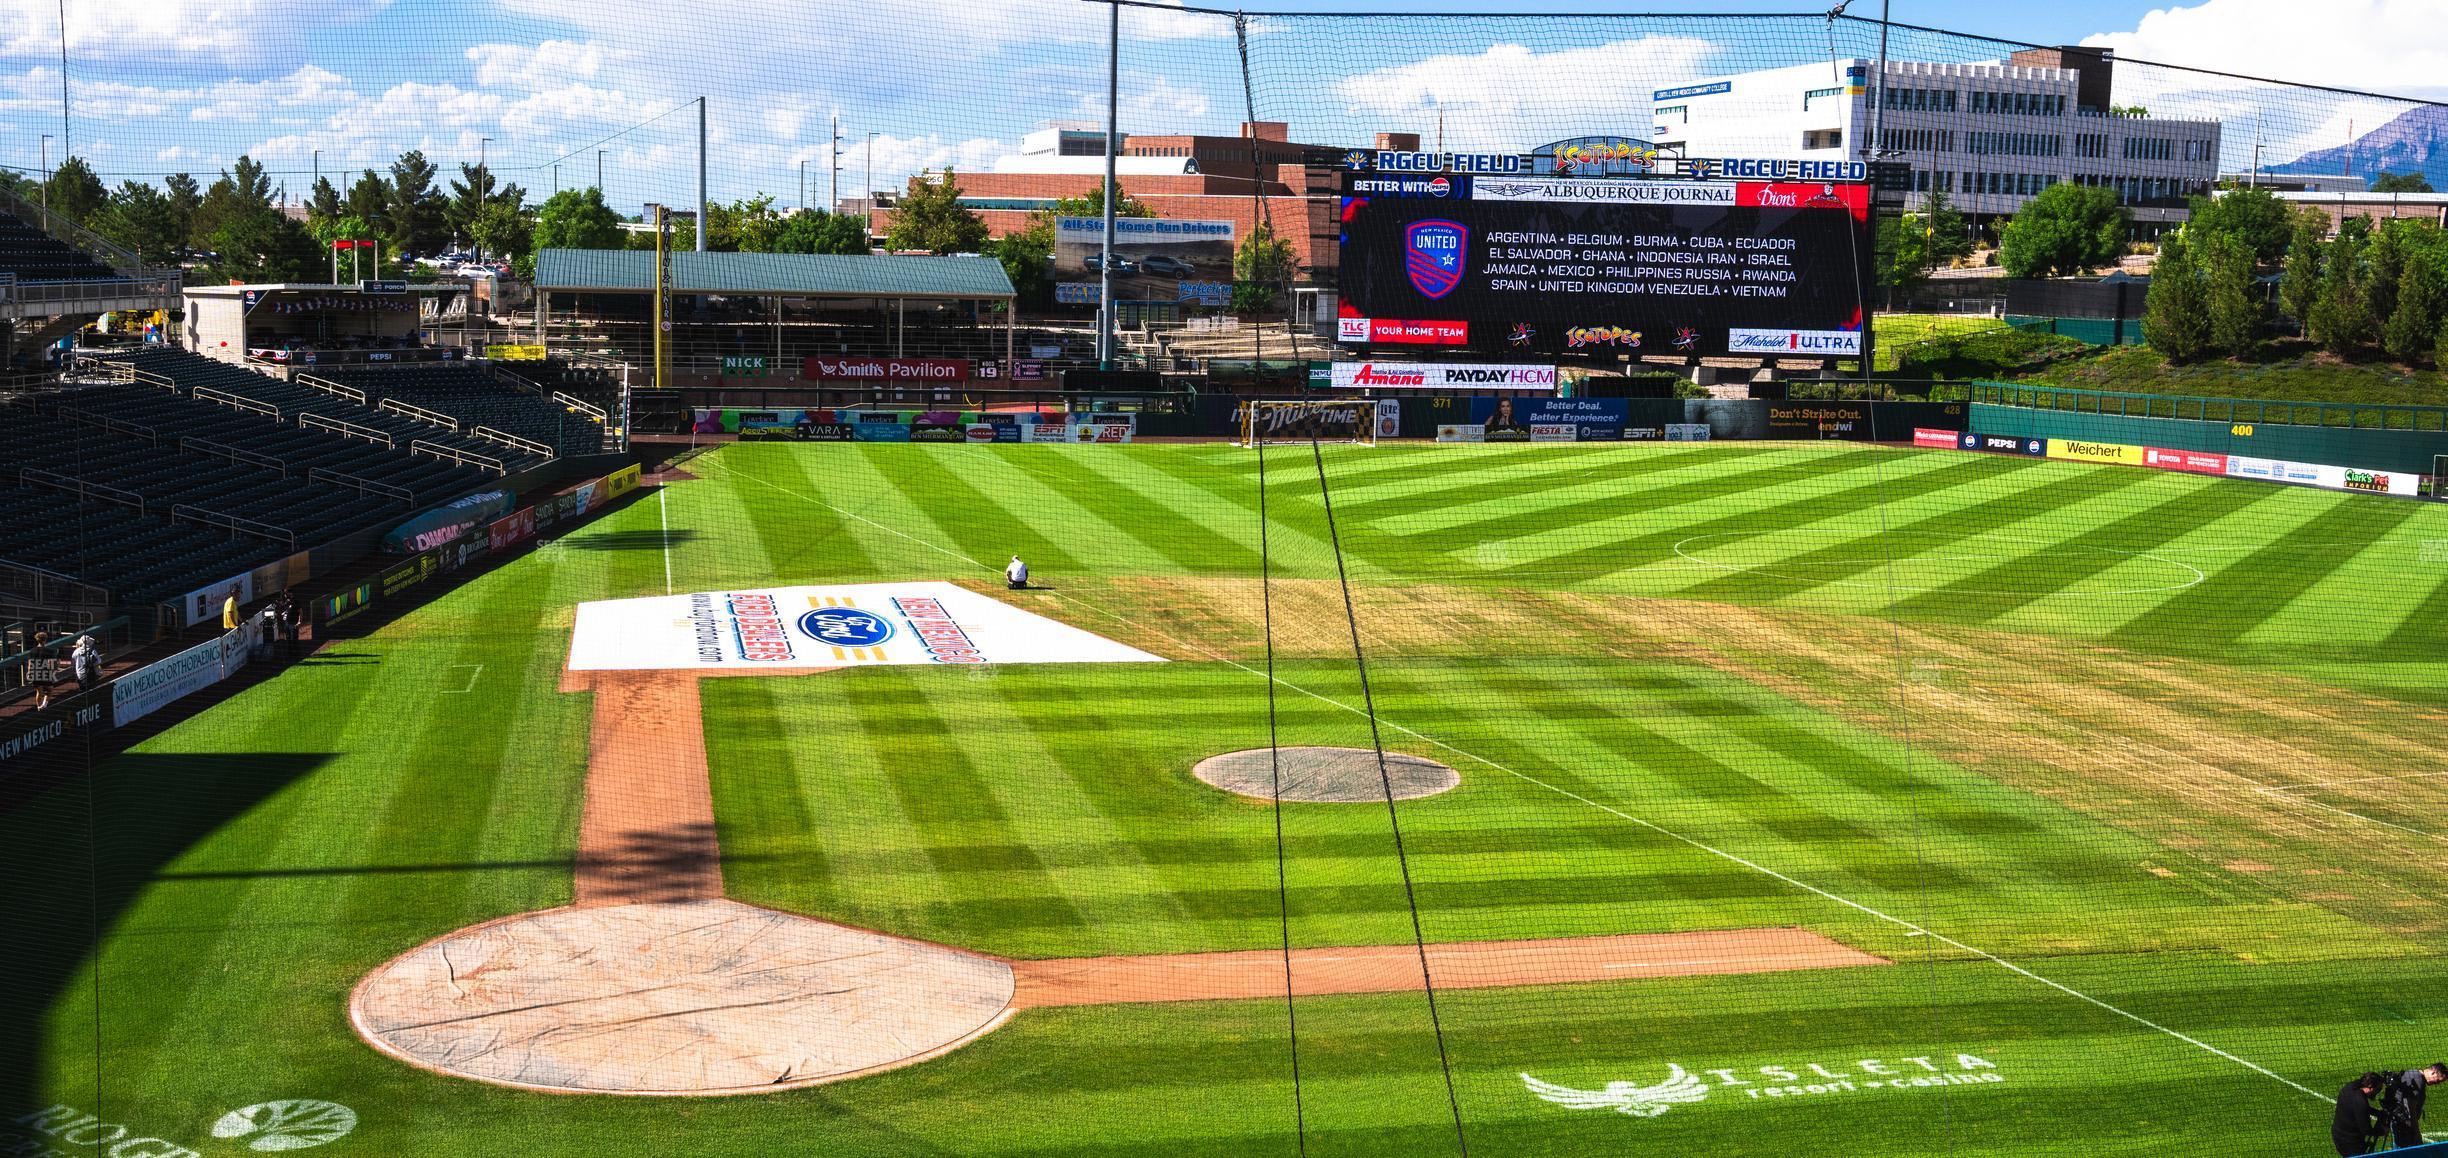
[
  {"xmin": 439, "ymin": 664, "xmax": 483, "ymax": 694},
  {"xmin": 704, "ymin": 448, "xmax": 2329, "ymax": 1103},
  {"xmin": 1670, "ymin": 533, "xmax": 2207, "ymax": 597},
  {"xmin": 2252, "ymin": 783, "xmax": 2448, "ymax": 843}
]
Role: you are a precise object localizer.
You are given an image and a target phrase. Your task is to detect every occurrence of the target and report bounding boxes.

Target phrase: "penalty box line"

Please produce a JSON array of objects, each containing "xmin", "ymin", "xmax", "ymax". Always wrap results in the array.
[{"xmin": 699, "ymin": 453, "xmax": 2328, "ymax": 1104}]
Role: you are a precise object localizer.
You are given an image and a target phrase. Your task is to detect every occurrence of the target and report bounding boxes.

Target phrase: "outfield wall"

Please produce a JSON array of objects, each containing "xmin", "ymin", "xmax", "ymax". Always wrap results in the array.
[{"xmin": 1967, "ymin": 403, "xmax": 2448, "ymax": 474}]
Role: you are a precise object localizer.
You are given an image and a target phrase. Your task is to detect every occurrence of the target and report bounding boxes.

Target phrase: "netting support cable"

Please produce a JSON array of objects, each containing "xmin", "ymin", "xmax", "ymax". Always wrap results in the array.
[
  {"xmin": 1255, "ymin": 439, "xmax": 1309, "ymax": 1153},
  {"xmin": 1307, "ymin": 438, "xmax": 1469, "ymax": 1157}
]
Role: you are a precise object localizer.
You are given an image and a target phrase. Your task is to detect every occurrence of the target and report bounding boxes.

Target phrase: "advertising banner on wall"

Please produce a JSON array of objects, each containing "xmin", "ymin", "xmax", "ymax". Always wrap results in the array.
[
  {"xmin": 1467, "ymin": 396, "xmax": 1629, "ymax": 439},
  {"xmin": 1913, "ymin": 428, "xmax": 1960, "ymax": 448},
  {"xmin": 1331, "ymin": 362, "xmax": 1559, "ymax": 391},
  {"xmin": 179, "ymin": 573, "xmax": 254, "ymax": 627},
  {"xmin": 568, "ymin": 582, "xmax": 1167, "ymax": 671},
  {"xmin": 2045, "ymin": 438, "xmax": 2146, "ymax": 467},
  {"xmin": 1435, "ymin": 424, "xmax": 1486, "ymax": 443},
  {"xmin": 382, "ymin": 490, "xmax": 513, "ymax": 554},
  {"xmin": 1765, "ymin": 403, "xmax": 1872, "ymax": 440},
  {"xmin": 489, "ymin": 507, "xmax": 537, "ymax": 552},
  {"xmin": 1959, "ymin": 432, "xmax": 2048, "ymax": 455},
  {"xmin": 2142, "ymin": 447, "xmax": 2229, "ymax": 475},
  {"xmin": 803, "ymin": 357, "xmax": 972, "ymax": 382},
  {"xmin": 1054, "ymin": 217, "xmax": 1237, "ymax": 308},
  {"xmin": 2227, "ymin": 455, "xmax": 2421, "ymax": 495},
  {"xmin": 111, "ymin": 637, "xmax": 229, "ymax": 727}
]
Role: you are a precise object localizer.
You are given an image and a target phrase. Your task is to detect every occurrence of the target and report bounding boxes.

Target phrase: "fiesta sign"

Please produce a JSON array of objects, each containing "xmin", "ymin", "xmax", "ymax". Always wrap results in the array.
[{"xmin": 802, "ymin": 357, "xmax": 970, "ymax": 381}]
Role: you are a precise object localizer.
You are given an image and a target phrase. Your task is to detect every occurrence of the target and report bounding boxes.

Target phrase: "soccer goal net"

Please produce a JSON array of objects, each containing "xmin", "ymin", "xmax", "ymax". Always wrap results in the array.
[{"xmin": 1240, "ymin": 400, "xmax": 1381, "ymax": 448}]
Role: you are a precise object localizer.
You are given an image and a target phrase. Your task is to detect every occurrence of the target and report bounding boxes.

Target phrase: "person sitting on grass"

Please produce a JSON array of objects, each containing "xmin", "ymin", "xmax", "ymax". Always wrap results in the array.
[{"xmin": 1005, "ymin": 555, "xmax": 1029, "ymax": 591}]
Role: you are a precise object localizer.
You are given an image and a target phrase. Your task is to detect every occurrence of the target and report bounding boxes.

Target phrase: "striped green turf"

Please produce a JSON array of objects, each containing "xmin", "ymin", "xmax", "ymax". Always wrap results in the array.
[{"xmin": 7, "ymin": 440, "xmax": 2444, "ymax": 1157}]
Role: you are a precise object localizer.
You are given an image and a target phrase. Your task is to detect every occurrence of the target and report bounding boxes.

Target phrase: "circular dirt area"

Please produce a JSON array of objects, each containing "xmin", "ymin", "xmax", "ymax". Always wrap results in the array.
[
  {"xmin": 350, "ymin": 898, "xmax": 1015, "ymax": 1095},
  {"xmin": 1192, "ymin": 746, "xmax": 1460, "ymax": 802}
]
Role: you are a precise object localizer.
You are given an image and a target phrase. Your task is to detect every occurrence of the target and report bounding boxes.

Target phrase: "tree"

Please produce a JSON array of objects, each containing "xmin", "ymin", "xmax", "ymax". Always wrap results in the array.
[
  {"xmin": 2367, "ymin": 221, "xmax": 2414, "ymax": 333},
  {"xmin": 2279, "ymin": 215, "xmax": 2326, "ymax": 329},
  {"xmin": 883, "ymin": 170, "xmax": 988, "ymax": 254},
  {"xmin": 988, "ymin": 232, "xmax": 1052, "ymax": 308},
  {"xmin": 1231, "ymin": 220, "xmax": 1297, "ymax": 312},
  {"xmin": 2306, "ymin": 230, "xmax": 2369, "ymax": 355},
  {"xmin": 471, "ymin": 201, "xmax": 534, "ymax": 272},
  {"xmin": 2185, "ymin": 185, "xmax": 2293, "ymax": 266},
  {"xmin": 2142, "ymin": 232, "xmax": 2211, "ymax": 362},
  {"xmin": 189, "ymin": 156, "xmax": 277, "ymax": 255},
  {"xmin": 530, "ymin": 187, "xmax": 625, "ymax": 253},
  {"xmin": 205, "ymin": 206, "xmax": 320, "ymax": 284},
  {"xmin": 2386, "ymin": 249, "xmax": 2446, "ymax": 364},
  {"xmin": 702, "ymin": 194, "xmax": 784, "ymax": 253},
  {"xmin": 2201, "ymin": 232, "xmax": 2262, "ymax": 356},
  {"xmin": 384, "ymin": 150, "xmax": 448, "ymax": 257},
  {"xmin": 92, "ymin": 181, "xmax": 184, "ymax": 264},
  {"xmin": 446, "ymin": 163, "xmax": 525, "ymax": 254},
  {"xmin": 1919, "ymin": 190, "xmax": 1973, "ymax": 269},
  {"xmin": 306, "ymin": 176, "xmax": 343, "ymax": 223},
  {"xmin": 1997, "ymin": 183, "xmax": 2126, "ymax": 278},
  {"xmin": 2372, "ymin": 171, "xmax": 2435, "ymax": 194},
  {"xmin": 163, "ymin": 173, "xmax": 201, "ymax": 248},
  {"xmin": 772, "ymin": 210, "xmax": 870, "ymax": 255},
  {"xmin": 43, "ymin": 157, "xmax": 108, "ymax": 224},
  {"xmin": 345, "ymin": 169, "xmax": 389, "ymax": 232}
]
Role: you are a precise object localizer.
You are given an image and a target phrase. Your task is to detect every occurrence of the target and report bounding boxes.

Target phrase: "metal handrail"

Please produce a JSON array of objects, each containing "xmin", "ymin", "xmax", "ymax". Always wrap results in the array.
[
  {"xmin": 19, "ymin": 467, "xmax": 144, "ymax": 514},
  {"xmin": 473, "ymin": 425, "xmax": 553, "ymax": 459},
  {"xmin": 52, "ymin": 404, "xmax": 159, "ymax": 444},
  {"xmin": 296, "ymin": 372, "xmax": 368, "ymax": 405},
  {"xmin": 1970, "ymin": 381, "xmax": 2448, "ymax": 433},
  {"xmin": 171, "ymin": 503, "xmax": 296, "ymax": 547},
  {"xmin": 180, "ymin": 436, "xmax": 287, "ymax": 476},
  {"xmin": 299, "ymin": 412, "xmax": 394, "ymax": 448},
  {"xmin": 193, "ymin": 385, "xmax": 281, "ymax": 419},
  {"xmin": 378, "ymin": 396, "xmax": 462, "ymax": 431},
  {"xmin": 551, "ymin": 391, "xmax": 608, "ymax": 422},
  {"xmin": 308, "ymin": 466, "xmax": 415, "ymax": 505},
  {"xmin": 410, "ymin": 439, "xmax": 505, "ymax": 474}
]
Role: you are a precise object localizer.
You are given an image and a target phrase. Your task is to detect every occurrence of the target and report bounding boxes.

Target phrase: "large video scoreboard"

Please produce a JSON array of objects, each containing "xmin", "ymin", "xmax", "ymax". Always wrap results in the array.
[{"xmin": 1336, "ymin": 173, "xmax": 1874, "ymax": 360}]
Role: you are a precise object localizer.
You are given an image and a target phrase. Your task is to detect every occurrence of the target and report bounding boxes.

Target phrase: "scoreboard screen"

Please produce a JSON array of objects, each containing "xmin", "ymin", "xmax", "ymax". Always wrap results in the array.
[{"xmin": 1337, "ymin": 173, "xmax": 1874, "ymax": 360}]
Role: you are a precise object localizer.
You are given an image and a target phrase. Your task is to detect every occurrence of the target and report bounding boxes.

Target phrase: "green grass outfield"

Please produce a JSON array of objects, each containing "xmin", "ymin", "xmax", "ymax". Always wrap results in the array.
[{"xmin": 11, "ymin": 440, "xmax": 2448, "ymax": 1156}]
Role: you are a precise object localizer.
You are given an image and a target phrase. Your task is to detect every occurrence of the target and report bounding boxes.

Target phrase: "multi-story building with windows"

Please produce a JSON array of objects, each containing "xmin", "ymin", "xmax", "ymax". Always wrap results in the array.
[{"xmin": 1650, "ymin": 47, "xmax": 2221, "ymax": 231}]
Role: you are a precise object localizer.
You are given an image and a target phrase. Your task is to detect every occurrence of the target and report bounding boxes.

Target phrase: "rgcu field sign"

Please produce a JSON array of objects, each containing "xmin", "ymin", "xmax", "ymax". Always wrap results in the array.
[{"xmin": 803, "ymin": 357, "xmax": 971, "ymax": 381}]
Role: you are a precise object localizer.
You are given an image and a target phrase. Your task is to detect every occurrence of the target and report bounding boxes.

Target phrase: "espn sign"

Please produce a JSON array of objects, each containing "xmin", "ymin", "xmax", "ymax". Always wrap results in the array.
[
  {"xmin": 803, "ymin": 357, "xmax": 970, "ymax": 381},
  {"xmin": 1329, "ymin": 362, "xmax": 1558, "ymax": 390}
]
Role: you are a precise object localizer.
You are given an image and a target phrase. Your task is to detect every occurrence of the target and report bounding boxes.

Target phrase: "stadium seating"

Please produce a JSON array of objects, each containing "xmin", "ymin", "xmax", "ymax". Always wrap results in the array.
[
  {"xmin": 326, "ymin": 364, "xmax": 605, "ymax": 457},
  {"xmin": 0, "ymin": 206, "xmax": 127, "ymax": 283},
  {"xmin": 0, "ymin": 479, "xmax": 294, "ymax": 609},
  {"xmin": 93, "ymin": 348, "xmax": 554, "ymax": 473}
]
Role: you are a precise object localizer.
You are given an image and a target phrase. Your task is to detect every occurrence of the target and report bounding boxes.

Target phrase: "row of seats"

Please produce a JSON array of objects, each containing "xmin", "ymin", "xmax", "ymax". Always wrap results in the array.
[
  {"xmin": 0, "ymin": 405, "xmax": 405, "ymax": 545},
  {"xmin": 0, "ymin": 209, "xmax": 127, "ymax": 283},
  {"xmin": 0, "ymin": 482, "xmax": 287, "ymax": 608},
  {"xmin": 60, "ymin": 384, "xmax": 498, "ymax": 504},
  {"xmin": 97, "ymin": 349, "xmax": 552, "ymax": 473},
  {"xmin": 327, "ymin": 365, "xmax": 604, "ymax": 456}
]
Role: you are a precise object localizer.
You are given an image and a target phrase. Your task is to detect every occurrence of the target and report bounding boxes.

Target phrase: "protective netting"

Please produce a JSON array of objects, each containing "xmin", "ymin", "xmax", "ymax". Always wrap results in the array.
[{"xmin": 5, "ymin": 3, "xmax": 2448, "ymax": 1157}]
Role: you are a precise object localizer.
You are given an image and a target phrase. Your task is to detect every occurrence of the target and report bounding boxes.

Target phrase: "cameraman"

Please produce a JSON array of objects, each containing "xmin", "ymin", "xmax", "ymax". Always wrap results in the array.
[
  {"xmin": 2382, "ymin": 1062, "xmax": 2448, "ymax": 1149},
  {"xmin": 2337, "ymin": 1072, "xmax": 2383, "ymax": 1155}
]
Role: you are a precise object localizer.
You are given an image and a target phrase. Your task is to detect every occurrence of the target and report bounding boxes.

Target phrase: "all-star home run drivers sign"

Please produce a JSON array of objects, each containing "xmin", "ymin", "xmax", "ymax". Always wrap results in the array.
[
  {"xmin": 567, "ymin": 581, "xmax": 1165, "ymax": 671},
  {"xmin": 1336, "ymin": 172, "xmax": 1872, "ymax": 358}
]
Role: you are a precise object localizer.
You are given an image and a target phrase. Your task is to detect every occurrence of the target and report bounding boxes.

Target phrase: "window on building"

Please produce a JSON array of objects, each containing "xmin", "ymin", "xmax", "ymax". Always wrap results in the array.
[
  {"xmin": 1806, "ymin": 86, "xmax": 1843, "ymax": 111},
  {"xmin": 1656, "ymin": 104, "xmax": 1688, "ymax": 124}
]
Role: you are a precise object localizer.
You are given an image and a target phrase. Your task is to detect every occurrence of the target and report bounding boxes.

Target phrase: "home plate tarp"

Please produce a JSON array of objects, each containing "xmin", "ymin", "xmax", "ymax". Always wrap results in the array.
[{"xmin": 568, "ymin": 581, "xmax": 1165, "ymax": 671}]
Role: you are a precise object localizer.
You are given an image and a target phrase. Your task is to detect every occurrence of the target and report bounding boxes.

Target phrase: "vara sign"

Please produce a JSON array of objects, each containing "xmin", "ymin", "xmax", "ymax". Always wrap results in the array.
[
  {"xmin": 567, "ymin": 582, "xmax": 1165, "ymax": 671},
  {"xmin": 802, "ymin": 357, "xmax": 970, "ymax": 381},
  {"xmin": 1522, "ymin": 1053, "xmax": 2003, "ymax": 1119},
  {"xmin": 1329, "ymin": 362, "xmax": 1558, "ymax": 390}
]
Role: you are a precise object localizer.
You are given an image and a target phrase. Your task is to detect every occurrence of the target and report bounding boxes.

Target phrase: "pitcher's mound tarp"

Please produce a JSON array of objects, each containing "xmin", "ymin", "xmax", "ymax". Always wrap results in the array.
[
  {"xmin": 1192, "ymin": 746, "xmax": 1461, "ymax": 802},
  {"xmin": 350, "ymin": 899, "xmax": 1016, "ymax": 1095}
]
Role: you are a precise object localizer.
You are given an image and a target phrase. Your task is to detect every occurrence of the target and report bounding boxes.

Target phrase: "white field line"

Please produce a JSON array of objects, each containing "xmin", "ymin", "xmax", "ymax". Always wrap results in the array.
[
  {"xmin": 440, "ymin": 664, "xmax": 483, "ymax": 694},
  {"xmin": 659, "ymin": 485, "xmax": 675, "ymax": 596},
  {"xmin": 694, "ymin": 452, "xmax": 2328, "ymax": 1102}
]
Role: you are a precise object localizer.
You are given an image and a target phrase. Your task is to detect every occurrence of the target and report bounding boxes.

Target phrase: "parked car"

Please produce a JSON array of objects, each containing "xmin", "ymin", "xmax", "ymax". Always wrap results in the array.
[
  {"xmin": 1139, "ymin": 255, "xmax": 1197, "ymax": 277},
  {"xmin": 1081, "ymin": 253, "xmax": 1138, "ymax": 274}
]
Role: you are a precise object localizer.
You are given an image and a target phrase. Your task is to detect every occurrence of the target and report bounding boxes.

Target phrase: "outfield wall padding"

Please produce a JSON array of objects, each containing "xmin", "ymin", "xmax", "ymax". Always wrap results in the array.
[{"xmin": 1968, "ymin": 403, "xmax": 2448, "ymax": 474}]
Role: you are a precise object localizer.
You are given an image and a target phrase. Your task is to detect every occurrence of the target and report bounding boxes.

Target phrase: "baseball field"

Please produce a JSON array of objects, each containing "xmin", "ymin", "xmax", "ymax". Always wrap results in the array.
[{"xmin": 10, "ymin": 438, "xmax": 2448, "ymax": 1156}]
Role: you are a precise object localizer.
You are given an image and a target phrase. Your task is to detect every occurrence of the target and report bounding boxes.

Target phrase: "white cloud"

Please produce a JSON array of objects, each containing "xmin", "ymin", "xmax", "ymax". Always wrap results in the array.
[
  {"xmin": 0, "ymin": 0, "xmax": 386, "ymax": 66},
  {"xmin": 2080, "ymin": 0, "xmax": 2448, "ymax": 168},
  {"xmin": 1332, "ymin": 36, "xmax": 1718, "ymax": 151},
  {"xmin": 466, "ymin": 40, "xmax": 627, "ymax": 91}
]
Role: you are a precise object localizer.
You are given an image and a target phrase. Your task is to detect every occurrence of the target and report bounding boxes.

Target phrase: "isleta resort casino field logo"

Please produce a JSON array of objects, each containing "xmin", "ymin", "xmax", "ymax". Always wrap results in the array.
[{"xmin": 1523, "ymin": 1053, "xmax": 2004, "ymax": 1119}]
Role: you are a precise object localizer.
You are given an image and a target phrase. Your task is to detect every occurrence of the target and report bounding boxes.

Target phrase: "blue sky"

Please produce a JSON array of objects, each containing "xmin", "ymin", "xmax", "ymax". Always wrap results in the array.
[{"xmin": 0, "ymin": 0, "xmax": 2439, "ymax": 211}]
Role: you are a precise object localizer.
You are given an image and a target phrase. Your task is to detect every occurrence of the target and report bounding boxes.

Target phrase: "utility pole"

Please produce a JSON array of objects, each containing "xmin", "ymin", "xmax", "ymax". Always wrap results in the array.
[
  {"xmin": 695, "ymin": 97, "xmax": 708, "ymax": 252},
  {"xmin": 54, "ymin": 0, "xmax": 69, "ymax": 158},
  {"xmin": 831, "ymin": 113, "xmax": 842, "ymax": 215},
  {"xmin": 800, "ymin": 159, "xmax": 808, "ymax": 212},
  {"xmin": 1097, "ymin": 0, "xmax": 1119, "ymax": 367},
  {"xmin": 477, "ymin": 136, "xmax": 492, "ymax": 263},
  {"xmin": 596, "ymin": 149, "xmax": 605, "ymax": 194},
  {"xmin": 652, "ymin": 203, "xmax": 671, "ymax": 391},
  {"xmin": 554, "ymin": 162, "xmax": 560, "ymax": 193},
  {"xmin": 1864, "ymin": 0, "xmax": 1890, "ymax": 388},
  {"xmin": 865, "ymin": 131, "xmax": 878, "ymax": 234},
  {"xmin": 312, "ymin": 149, "xmax": 320, "ymax": 196},
  {"xmin": 38, "ymin": 135, "xmax": 50, "ymax": 213}
]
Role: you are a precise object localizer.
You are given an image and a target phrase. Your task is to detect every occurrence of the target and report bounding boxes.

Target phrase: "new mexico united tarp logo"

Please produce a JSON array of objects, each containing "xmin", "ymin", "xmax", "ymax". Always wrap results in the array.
[
  {"xmin": 1404, "ymin": 218, "xmax": 1467, "ymax": 299},
  {"xmin": 567, "ymin": 581, "xmax": 1164, "ymax": 670}
]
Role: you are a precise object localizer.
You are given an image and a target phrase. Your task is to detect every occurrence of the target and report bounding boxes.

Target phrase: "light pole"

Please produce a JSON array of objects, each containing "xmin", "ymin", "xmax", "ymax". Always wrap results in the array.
[
  {"xmin": 830, "ymin": 112, "xmax": 842, "ymax": 215},
  {"xmin": 476, "ymin": 136, "xmax": 493, "ymax": 263},
  {"xmin": 801, "ymin": 159, "xmax": 808, "ymax": 212},
  {"xmin": 597, "ymin": 150, "xmax": 606, "ymax": 196},
  {"xmin": 38, "ymin": 134, "xmax": 51, "ymax": 213},
  {"xmin": 864, "ymin": 131, "xmax": 878, "ymax": 231},
  {"xmin": 312, "ymin": 149, "xmax": 320, "ymax": 198}
]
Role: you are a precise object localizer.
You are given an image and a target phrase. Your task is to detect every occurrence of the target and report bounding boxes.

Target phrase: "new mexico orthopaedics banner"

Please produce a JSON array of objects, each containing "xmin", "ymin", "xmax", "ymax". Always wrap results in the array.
[{"xmin": 567, "ymin": 582, "xmax": 1165, "ymax": 671}]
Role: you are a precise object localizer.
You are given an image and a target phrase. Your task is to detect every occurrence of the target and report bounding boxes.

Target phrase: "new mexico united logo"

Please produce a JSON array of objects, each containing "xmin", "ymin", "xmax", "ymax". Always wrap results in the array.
[
  {"xmin": 1404, "ymin": 219, "xmax": 1467, "ymax": 299},
  {"xmin": 1522, "ymin": 1067, "xmax": 1709, "ymax": 1117}
]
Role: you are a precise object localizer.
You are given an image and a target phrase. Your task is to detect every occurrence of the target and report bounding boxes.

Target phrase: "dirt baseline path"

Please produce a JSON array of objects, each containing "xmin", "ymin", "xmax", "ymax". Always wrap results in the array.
[{"xmin": 351, "ymin": 651, "xmax": 1889, "ymax": 1095}]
